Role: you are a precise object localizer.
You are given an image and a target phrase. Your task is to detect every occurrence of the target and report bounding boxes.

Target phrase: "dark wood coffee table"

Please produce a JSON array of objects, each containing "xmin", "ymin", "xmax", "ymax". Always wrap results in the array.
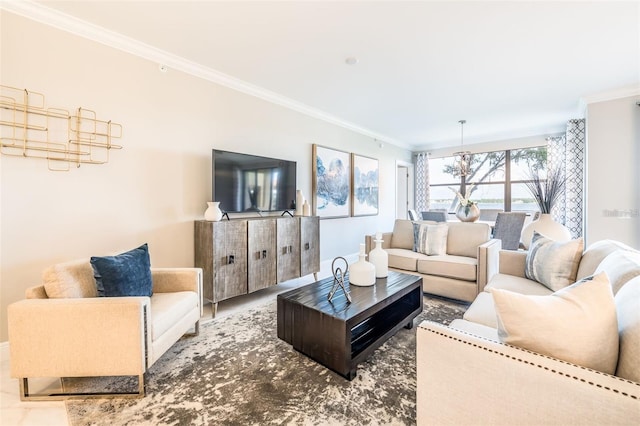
[{"xmin": 277, "ymin": 271, "xmax": 423, "ymax": 380}]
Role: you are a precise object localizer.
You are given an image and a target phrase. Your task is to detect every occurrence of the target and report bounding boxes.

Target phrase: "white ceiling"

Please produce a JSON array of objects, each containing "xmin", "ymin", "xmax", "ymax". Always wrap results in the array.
[{"xmin": 10, "ymin": 1, "xmax": 640, "ymax": 150}]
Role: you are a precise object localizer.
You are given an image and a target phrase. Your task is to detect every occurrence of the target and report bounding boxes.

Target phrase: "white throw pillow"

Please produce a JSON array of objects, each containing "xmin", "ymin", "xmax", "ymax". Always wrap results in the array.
[
  {"xmin": 491, "ymin": 272, "xmax": 619, "ymax": 375},
  {"xmin": 524, "ymin": 231, "xmax": 583, "ymax": 291},
  {"xmin": 412, "ymin": 222, "xmax": 448, "ymax": 256}
]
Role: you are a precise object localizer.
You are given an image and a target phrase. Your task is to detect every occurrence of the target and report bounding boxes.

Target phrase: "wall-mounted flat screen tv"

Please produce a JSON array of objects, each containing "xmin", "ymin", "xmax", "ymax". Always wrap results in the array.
[{"xmin": 212, "ymin": 149, "xmax": 297, "ymax": 213}]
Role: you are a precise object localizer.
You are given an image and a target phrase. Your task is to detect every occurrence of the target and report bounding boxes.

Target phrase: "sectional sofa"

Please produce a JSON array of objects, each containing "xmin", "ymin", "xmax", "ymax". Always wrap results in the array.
[{"xmin": 417, "ymin": 238, "xmax": 640, "ymax": 424}]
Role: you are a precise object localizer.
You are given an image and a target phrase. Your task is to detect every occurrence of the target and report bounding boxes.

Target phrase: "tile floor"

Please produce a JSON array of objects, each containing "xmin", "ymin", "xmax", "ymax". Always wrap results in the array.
[{"xmin": 0, "ymin": 265, "xmax": 333, "ymax": 426}]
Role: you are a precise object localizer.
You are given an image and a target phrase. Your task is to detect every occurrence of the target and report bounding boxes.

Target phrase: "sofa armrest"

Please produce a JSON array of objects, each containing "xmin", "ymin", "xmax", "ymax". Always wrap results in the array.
[
  {"xmin": 477, "ymin": 239, "xmax": 501, "ymax": 292},
  {"xmin": 498, "ymin": 249, "xmax": 528, "ymax": 277},
  {"xmin": 417, "ymin": 321, "xmax": 640, "ymax": 425},
  {"xmin": 8, "ymin": 297, "xmax": 149, "ymax": 379},
  {"xmin": 152, "ymin": 267, "xmax": 202, "ymax": 294}
]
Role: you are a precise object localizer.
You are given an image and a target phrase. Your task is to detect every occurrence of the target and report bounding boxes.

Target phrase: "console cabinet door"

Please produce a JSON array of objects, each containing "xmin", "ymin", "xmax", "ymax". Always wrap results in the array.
[
  {"xmin": 277, "ymin": 217, "xmax": 300, "ymax": 283},
  {"xmin": 248, "ymin": 219, "xmax": 277, "ymax": 293},
  {"xmin": 213, "ymin": 220, "xmax": 248, "ymax": 302},
  {"xmin": 300, "ymin": 216, "xmax": 320, "ymax": 277}
]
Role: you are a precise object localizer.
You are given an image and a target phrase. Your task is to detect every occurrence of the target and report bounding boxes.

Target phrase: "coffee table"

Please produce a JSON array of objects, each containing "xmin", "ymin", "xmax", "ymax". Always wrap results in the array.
[{"xmin": 277, "ymin": 271, "xmax": 423, "ymax": 380}]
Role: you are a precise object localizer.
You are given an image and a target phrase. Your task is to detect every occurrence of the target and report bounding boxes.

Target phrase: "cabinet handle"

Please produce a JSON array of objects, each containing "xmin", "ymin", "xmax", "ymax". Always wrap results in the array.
[
  {"xmin": 289, "ymin": 245, "xmax": 293, "ymax": 253},
  {"xmin": 304, "ymin": 242, "xmax": 310, "ymax": 250},
  {"xmin": 227, "ymin": 254, "xmax": 235, "ymax": 265},
  {"xmin": 262, "ymin": 249, "xmax": 267, "ymax": 259}
]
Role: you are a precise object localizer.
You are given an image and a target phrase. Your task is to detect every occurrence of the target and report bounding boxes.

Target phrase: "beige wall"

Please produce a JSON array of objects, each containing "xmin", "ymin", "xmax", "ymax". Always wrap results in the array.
[
  {"xmin": 586, "ymin": 95, "xmax": 640, "ymax": 248},
  {"xmin": 0, "ymin": 12, "xmax": 411, "ymax": 341}
]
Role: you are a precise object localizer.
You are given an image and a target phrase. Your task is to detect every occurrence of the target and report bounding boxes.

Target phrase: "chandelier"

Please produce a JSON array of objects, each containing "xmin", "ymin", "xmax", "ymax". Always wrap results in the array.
[{"xmin": 452, "ymin": 119, "xmax": 472, "ymax": 177}]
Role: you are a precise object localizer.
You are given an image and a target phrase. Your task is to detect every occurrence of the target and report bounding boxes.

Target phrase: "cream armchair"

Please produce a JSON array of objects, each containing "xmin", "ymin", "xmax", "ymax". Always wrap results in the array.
[{"xmin": 8, "ymin": 259, "xmax": 202, "ymax": 400}]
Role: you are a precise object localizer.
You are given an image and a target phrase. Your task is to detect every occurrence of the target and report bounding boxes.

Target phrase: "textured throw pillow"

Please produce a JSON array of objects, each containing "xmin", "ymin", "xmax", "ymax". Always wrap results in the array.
[
  {"xmin": 43, "ymin": 259, "xmax": 99, "ymax": 298},
  {"xmin": 491, "ymin": 272, "xmax": 619, "ymax": 374},
  {"xmin": 90, "ymin": 244, "xmax": 153, "ymax": 297},
  {"xmin": 413, "ymin": 222, "xmax": 448, "ymax": 256},
  {"xmin": 525, "ymin": 232, "xmax": 583, "ymax": 291}
]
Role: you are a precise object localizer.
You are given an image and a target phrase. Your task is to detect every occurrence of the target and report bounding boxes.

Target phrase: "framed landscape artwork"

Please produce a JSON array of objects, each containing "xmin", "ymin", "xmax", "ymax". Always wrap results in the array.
[
  {"xmin": 312, "ymin": 144, "xmax": 351, "ymax": 219},
  {"xmin": 351, "ymin": 153, "xmax": 379, "ymax": 216}
]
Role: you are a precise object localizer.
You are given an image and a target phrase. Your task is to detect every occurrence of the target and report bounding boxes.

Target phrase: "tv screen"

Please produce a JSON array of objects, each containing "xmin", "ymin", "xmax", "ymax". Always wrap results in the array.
[{"xmin": 212, "ymin": 149, "xmax": 297, "ymax": 213}]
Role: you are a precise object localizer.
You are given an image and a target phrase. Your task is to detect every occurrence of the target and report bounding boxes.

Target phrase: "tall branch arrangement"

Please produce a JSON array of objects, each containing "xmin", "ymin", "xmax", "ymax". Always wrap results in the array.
[{"xmin": 524, "ymin": 167, "xmax": 565, "ymax": 214}]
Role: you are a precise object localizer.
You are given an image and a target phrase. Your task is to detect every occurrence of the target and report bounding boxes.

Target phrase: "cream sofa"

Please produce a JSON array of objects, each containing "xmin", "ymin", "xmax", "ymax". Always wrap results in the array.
[
  {"xmin": 7, "ymin": 258, "xmax": 202, "ymax": 400},
  {"xmin": 417, "ymin": 240, "xmax": 640, "ymax": 425},
  {"xmin": 366, "ymin": 219, "xmax": 501, "ymax": 302}
]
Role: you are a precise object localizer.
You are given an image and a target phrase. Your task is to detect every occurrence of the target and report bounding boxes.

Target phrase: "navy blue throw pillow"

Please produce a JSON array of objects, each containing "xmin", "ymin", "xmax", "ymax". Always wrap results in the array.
[{"xmin": 90, "ymin": 244, "xmax": 153, "ymax": 297}]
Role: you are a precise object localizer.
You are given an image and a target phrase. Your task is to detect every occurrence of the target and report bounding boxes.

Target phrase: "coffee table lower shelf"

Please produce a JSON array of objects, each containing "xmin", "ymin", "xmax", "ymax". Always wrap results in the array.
[{"xmin": 277, "ymin": 271, "xmax": 423, "ymax": 380}]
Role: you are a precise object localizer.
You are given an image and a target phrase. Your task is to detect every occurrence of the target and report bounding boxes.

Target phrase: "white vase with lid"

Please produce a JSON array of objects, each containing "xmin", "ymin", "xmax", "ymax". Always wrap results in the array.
[
  {"xmin": 520, "ymin": 213, "xmax": 571, "ymax": 249},
  {"xmin": 204, "ymin": 201, "xmax": 224, "ymax": 222},
  {"xmin": 368, "ymin": 232, "xmax": 388, "ymax": 278},
  {"xmin": 349, "ymin": 243, "xmax": 376, "ymax": 286}
]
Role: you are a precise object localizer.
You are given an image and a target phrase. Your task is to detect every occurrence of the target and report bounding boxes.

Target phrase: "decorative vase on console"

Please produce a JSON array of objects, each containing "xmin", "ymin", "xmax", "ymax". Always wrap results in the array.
[
  {"xmin": 368, "ymin": 232, "xmax": 388, "ymax": 278},
  {"xmin": 455, "ymin": 203, "xmax": 480, "ymax": 222},
  {"xmin": 349, "ymin": 243, "xmax": 376, "ymax": 286},
  {"xmin": 450, "ymin": 184, "xmax": 479, "ymax": 222},
  {"xmin": 520, "ymin": 166, "xmax": 570, "ymax": 249},
  {"xmin": 204, "ymin": 201, "xmax": 223, "ymax": 222},
  {"xmin": 295, "ymin": 190, "xmax": 305, "ymax": 216}
]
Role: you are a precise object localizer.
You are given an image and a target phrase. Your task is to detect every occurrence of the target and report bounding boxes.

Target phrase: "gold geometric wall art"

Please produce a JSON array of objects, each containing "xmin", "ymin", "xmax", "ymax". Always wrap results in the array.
[{"xmin": 0, "ymin": 85, "xmax": 122, "ymax": 171}]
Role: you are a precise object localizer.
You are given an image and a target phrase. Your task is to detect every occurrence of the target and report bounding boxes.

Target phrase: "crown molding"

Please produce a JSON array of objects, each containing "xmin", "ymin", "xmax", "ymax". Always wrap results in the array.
[
  {"xmin": 579, "ymin": 84, "xmax": 640, "ymax": 107},
  {"xmin": 0, "ymin": 1, "xmax": 409, "ymax": 149}
]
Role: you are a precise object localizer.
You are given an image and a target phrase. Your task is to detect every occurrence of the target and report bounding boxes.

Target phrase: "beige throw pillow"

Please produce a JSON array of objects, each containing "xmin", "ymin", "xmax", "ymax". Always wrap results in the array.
[
  {"xmin": 413, "ymin": 223, "xmax": 448, "ymax": 256},
  {"xmin": 525, "ymin": 232, "xmax": 583, "ymax": 291},
  {"xmin": 491, "ymin": 272, "xmax": 619, "ymax": 374},
  {"xmin": 43, "ymin": 259, "xmax": 98, "ymax": 298}
]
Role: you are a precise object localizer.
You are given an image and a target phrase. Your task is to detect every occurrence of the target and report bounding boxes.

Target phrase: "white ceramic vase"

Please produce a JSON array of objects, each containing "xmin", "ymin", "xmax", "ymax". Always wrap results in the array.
[
  {"xmin": 350, "ymin": 243, "xmax": 376, "ymax": 286},
  {"xmin": 520, "ymin": 213, "xmax": 571, "ymax": 249},
  {"xmin": 204, "ymin": 201, "xmax": 223, "ymax": 222},
  {"xmin": 368, "ymin": 233, "xmax": 388, "ymax": 278},
  {"xmin": 295, "ymin": 190, "xmax": 305, "ymax": 216},
  {"xmin": 302, "ymin": 200, "xmax": 310, "ymax": 216},
  {"xmin": 456, "ymin": 204, "xmax": 480, "ymax": 222}
]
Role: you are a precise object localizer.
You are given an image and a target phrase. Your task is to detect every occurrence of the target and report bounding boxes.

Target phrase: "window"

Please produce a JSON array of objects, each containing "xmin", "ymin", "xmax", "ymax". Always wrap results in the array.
[{"xmin": 429, "ymin": 146, "xmax": 547, "ymax": 213}]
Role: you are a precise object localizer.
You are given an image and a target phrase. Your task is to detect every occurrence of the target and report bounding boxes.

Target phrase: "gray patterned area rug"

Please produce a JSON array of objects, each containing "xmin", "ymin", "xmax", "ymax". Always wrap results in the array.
[{"xmin": 65, "ymin": 295, "xmax": 468, "ymax": 426}]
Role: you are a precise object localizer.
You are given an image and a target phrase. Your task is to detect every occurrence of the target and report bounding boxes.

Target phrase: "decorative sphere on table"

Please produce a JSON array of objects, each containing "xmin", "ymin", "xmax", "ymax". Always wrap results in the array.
[{"xmin": 349, "ymin": 243, "xmax": 376, "ymax": 286}]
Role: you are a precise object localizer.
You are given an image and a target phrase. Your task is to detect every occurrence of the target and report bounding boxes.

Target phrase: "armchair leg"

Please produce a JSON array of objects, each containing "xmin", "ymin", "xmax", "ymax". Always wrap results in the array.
[
  {"xmin": 18, "ymin": 374, "xmax": 145, "ymax": 401},
  {"xmin": 185, "ymin": 320, "xmax": 200, "ymax": 337}
]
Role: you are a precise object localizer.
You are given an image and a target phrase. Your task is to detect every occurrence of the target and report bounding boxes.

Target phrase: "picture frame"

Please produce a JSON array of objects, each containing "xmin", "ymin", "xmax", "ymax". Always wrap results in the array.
[
  {"xmin": 351, "ymin": 153, "xmax": 379, "ymax": 217},
  {"xmin": 312, "ymin": 144, "xmax": 351, "ymax": 219}
]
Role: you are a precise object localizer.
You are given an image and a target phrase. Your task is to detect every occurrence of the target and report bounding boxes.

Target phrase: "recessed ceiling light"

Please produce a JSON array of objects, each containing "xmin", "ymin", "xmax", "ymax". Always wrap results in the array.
[{"xmin": 345, "ymin": 57, "xmax": 359, "ymax": 65}]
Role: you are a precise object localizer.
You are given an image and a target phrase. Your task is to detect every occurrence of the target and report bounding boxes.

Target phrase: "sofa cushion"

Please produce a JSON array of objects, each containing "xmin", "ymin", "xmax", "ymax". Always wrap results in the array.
[
  {"xmin": 485, "ymin": 273, "xmax": 554, "ymax": 296},
  {"xmin": 462, "ymin": 291, "xmax": 498, "ymax": 328},
  {"xmin": 43, "ymin": 259, "xmax": 98, "ymax": 298},
  {"xmin": 391, "ymin": 220, "xmax": 416, "ymax": 250},
  {"xmin": 615, "ymin": 276, "xmax": 640, "ymax": 382},
  {"xmin": 595, "ymin": 250, "xmax": 640, "ymax": 295},
  {"xmin": 413, "ymin": 222, "xmax": 448, "ymax": 255},
  {"xmin": 491, "ymin": 272, "xmax": 619, "ymax": 375},
  {"xmin": 446, "ymin": 222, "xmax": 490, "ymax": 259},
  {"xmin": 417, "ymin": 255, "xmax": 476, "ymax": 281},
  {"xmin": 386, "ymin": 248, "xmax": 427, "ymax": 272},
  {"xmin": 576, "ymin": 239, "xmax": 634, "ymax": 280},
  {"xmin": 525, "ymin": 232, "xmax": 583, "ymax": 291},
  {"xmin": 91, "ymin": 244, "xmax": 153, "ymax": 297},
  {"xmin": 151, "ymin": 291, "xmax": 199, "ymax": 341}
]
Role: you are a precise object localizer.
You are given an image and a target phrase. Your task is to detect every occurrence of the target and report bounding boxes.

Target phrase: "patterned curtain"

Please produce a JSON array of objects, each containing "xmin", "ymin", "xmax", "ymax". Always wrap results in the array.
[
  {"xmin": 414, "ymin": 152, "xmax": 430, "ymax": 213},
  {"xmin": 547, "ymin": 119, "xmax": 585, "ymax": 238}
]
